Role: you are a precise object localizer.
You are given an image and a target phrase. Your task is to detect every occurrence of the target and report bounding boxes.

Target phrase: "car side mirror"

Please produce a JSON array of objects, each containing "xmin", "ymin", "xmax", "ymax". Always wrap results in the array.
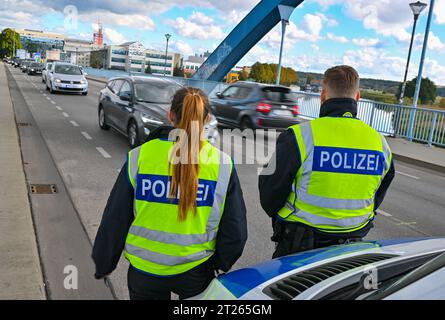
[
  {"xmin": 216, "ymin": 92, "xmax": 223, "ymax": 99},
  {"xmin": 83, "ymin": 72, "xmax": 88, "ymax": 76},
  {"xmin": 119, "ymin": 93, "xmax": 131, "ymax": 102}
]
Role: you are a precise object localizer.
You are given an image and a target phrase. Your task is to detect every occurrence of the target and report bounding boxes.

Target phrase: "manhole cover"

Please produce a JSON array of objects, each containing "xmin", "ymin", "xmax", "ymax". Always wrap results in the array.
[{"xmin": 30, "ymin": 184, "xmax": 58, "ymax": 194}]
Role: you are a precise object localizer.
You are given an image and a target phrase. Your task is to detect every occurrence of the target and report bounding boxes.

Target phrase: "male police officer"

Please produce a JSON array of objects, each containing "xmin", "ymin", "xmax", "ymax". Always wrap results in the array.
[{"xmin": 259, "ymin": 65, "xmax": 395, "ymax": 258}]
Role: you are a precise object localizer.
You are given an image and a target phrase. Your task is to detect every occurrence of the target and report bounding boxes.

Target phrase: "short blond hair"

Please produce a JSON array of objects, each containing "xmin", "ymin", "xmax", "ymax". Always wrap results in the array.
[{"xmin": 323, "ymin": 65, "xmax": 360, "ymax": 98}]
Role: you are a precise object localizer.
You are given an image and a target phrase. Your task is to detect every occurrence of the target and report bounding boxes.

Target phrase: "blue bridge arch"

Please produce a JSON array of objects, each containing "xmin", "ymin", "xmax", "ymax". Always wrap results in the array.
[{"xmin": 192, "ymin": 0, "xmax": 304, "ymax": 82}]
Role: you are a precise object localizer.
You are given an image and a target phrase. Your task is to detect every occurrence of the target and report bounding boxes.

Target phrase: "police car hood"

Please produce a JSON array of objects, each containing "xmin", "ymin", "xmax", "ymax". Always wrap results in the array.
[{"xmin": 190, "ymin": 237, "xmax": 445, "ymax": 300}]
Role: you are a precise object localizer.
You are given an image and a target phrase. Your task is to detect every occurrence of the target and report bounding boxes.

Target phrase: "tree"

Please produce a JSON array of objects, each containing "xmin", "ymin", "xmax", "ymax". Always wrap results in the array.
[
  {"xmin": 238, "ymin": 68, "xmax": 249, "ymax": 81},
  {"xmin": 145, "ymin": 63, "xmax": 152, "ymax": 74},
  {"xmin": 398, "ymin": 77, "xmax": 437, "ymax": 105},
  {"xmin": 173, "ymin": 66, "xmax": 184, "ymax": 77},
  {"xmin": 0, "ymin": 28, "xmax": 22, "ymax": 58},
  {"xmin": 440, "ymin": 98, "xmax": 445, "ymax": 109}
]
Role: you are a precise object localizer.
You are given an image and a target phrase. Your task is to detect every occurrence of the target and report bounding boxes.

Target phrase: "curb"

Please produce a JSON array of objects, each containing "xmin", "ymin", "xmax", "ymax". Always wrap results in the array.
[
  {"xmin": 392, "ymin": 152, "xmax": 445, "ymax": 173},
  {"xmin": 86, "ymin": 75, "xmax": 107, "ymax": 84}
]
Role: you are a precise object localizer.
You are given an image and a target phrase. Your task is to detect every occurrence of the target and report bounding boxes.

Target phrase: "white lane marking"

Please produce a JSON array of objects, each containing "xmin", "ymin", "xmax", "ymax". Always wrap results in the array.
[
  {"xmin": 81, "ymin": 131, "xmax": 92, "ymax": 140},
  {"xmin": 70, "ymin": 120, "xmax": 79, "ymax": 127},
  {"xmin": 46, "ymin": 97, "xmax": 51, "ymax": 100},
  {"xmin": 96, "ymin": 147, "xmax": 111, "ymax": 158},
  {"xmin": 56, "ymin": 106, "xmax": 63, "ymax": 111},
  {"xmin": 43, "ymin": 93, "xmax": 47, "ymax": 96},
  {"xmin": 376, "ymin": 209, "xmax": 392, "ymax": 217},
  {"xmin": 396, "ymin": 171, "xmax": 420, "ymax": 180},
  {"xmin": 62, "ymin": 112, "xmax": 69, "ymax": 118},
  {"xmin": 50, "ymin": 101, "xmax": 55, "ymax": 104}
]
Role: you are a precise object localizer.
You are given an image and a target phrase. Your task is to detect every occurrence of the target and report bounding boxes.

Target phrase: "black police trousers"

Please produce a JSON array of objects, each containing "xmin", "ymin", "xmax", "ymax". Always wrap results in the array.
[
  {"xmin": 127, "ymin": 259, "xmax": 215, "ymax": 300},
  {"xmin": 271, "ymin": 219, "xmax": 363, "ymax": 259}
]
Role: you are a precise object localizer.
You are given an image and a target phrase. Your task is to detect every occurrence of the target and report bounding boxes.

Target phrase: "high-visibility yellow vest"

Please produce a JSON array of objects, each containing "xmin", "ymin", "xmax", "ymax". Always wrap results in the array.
[
  {"xmin": 124, "ymin": 138, "xmax": 232, "ymax": 276},
  {"xmin": 277, "ymin": 116, "xmax": 392, "ymax": 233}
]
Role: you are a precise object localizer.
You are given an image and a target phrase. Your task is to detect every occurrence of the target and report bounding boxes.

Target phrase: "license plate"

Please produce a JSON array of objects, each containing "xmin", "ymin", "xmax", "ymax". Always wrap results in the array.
[{"xmin": 272, "ymin": 109, "xmax": 292, "ymax": 117}]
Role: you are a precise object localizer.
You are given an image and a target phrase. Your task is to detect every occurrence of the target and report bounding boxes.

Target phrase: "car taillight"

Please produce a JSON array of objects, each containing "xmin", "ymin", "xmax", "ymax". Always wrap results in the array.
[
  {"xmin": 257, "ymin": 102, "xmax": 272, "ymax": 114},
  {"xmin": 292, "ymin": 105, "xmax": 300, "ymax": 115}
]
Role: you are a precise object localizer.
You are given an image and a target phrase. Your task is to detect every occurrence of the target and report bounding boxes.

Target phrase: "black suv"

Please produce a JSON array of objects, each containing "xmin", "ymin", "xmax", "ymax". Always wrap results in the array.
[{"xmin": 210, "ymin": 82, "xmax": 300, "ymax": 129}]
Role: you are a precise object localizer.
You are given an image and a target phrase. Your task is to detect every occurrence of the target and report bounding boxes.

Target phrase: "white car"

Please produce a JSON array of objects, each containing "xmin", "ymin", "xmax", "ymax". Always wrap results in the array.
[
  {"xmin": 46, "ymin": 62, "xmax": 88, "ymax": 95},
  {"xmin": 41, "ymin": 62, "xmax": 53, "ymax": 83}
]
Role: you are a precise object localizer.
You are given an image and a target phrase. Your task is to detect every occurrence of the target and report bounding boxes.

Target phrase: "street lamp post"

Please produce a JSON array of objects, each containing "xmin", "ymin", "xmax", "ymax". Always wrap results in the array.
[
  {"xmin": 276, "ymin": 5, "xmax": 295, "ymax": 86},
  {"xmin": 407, "ymin": 0, "xmax": 435, "ymax": 141},
  {"xmin": 164, "ymin": 34, "xmax": 171, "ymax": 76},
  {"xmin": 398, "ymin": 1, "xmax": 427, "ymax": 105}
]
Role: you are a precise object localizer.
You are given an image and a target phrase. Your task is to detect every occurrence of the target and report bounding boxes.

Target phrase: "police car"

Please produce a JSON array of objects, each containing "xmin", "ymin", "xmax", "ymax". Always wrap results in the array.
[{"xmin": 191, "ymin": 238, "xmax": 445, "ymax": 300}]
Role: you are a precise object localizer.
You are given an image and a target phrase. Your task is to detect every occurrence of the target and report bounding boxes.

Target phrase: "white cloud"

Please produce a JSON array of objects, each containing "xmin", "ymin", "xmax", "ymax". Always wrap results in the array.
[
  {"xmin": 311, "ymin": 44, "xmax": 320, "ymax": 52},
  {"xmin": 172, "ymin": 40, "xmax": 194, "ymax": 56},
  {"xmin": 301, "ymin": 13, "xmax": 323, "ymax": 36},
  {"xmin": 315, "ymin": 12, "xmax": 338, "ymax": 27},
  {"xmin": 427, "ymin": 32, "xmax": 445, "ymax": 52},
  {"xmin": 170, "ymin": 12, "xmax": 225, "ymax": 40},
  {"xmin": 189, "ymin": 11, "xmax": 214, "ymax": 25},
  {"xmin": 435, "ymin": 0, "xmax": 445, "ymax": 24},
  {"xmin": 103, "ymin": 28, "xmax": 126, "ymax": 44},
  {"xmin": 352, "ymin": 37, "xmax": 381, "ymax": 47},
  {"xmin": 327, "ymin": 33, "xmax": 349, "ymax": 43},
  {"xmin": 81, "ymin": 12, "xmax": 155, "ymax": 31}
]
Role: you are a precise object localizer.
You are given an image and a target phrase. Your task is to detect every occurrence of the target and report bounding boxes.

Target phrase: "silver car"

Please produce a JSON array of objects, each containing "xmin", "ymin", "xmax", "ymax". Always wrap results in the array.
[{"xmin": 46, "ymin": 62, "xmax": 88, "ymax": 95}]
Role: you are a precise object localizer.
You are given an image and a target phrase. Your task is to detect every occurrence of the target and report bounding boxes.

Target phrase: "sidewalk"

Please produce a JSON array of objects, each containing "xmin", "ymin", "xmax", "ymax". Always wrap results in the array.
[
  {"xmin": 387, "ymin": 137, "xmax": 445, "ymax": 172},
  {"xmin": 0, "ymin": 62, "xmax": 46, "ymax": 299}
]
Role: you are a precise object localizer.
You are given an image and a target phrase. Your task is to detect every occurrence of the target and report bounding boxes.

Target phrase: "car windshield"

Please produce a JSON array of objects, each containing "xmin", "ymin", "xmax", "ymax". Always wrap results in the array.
[
  {"xmin": 54, "ymin": 65, "xmax": 82, "ymax": 75},
  {"xmin": 263, "ymin": 87, "xmax": 298, "ymax": 102},
  {"xmin": 134, "ymin": 82, "xmax": 179, "ymax": 104},
  {"xmin": 30, "ymin": 63, "xmax": 41, "ymax": 67}
]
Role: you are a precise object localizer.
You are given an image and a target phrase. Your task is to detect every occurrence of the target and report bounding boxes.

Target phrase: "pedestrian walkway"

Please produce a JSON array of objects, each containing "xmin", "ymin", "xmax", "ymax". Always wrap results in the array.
[
  {"xmin": 387, "ymin": 137, "xmax": 445, "ymax": 171},
  {"xmin": 0, "ymin": 62, "xmax": 46, "ymax": 299}
]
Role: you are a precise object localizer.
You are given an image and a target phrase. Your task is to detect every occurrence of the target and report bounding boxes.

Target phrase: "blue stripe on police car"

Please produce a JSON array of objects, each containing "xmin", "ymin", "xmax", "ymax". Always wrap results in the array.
[{"xmin": 312, "ymin": 146, "xmax": 384, "ymax": 175}]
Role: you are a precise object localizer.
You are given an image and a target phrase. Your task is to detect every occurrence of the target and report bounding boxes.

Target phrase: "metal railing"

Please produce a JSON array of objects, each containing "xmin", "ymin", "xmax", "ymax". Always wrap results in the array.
[
  {"xmin": 294, "ymin": 90, "xmax": 445, "ymax": 147},
  {"xmin": 83, "ymin": 67, "xmax": 445, "ymax": 147}
]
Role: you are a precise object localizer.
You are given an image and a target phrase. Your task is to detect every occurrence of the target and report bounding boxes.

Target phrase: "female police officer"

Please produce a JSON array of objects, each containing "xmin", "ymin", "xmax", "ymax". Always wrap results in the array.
[{"xmin": 92, "ymin": 87, "xmax": 247, "ymax": 300}]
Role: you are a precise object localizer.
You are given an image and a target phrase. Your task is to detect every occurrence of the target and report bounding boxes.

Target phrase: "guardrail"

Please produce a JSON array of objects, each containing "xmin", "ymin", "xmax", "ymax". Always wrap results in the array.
[
  {"xmin": 295, "ymin": 90, "xmax": 445, "ymax": 147},
  {"xmin": 83, "ymin": 68, "xmax": 445, "ymax": 147}
]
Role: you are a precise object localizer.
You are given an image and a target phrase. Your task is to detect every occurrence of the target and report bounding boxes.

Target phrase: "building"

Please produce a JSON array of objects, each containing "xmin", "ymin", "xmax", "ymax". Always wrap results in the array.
[
  {"xmin": 15, "ymin": 29, "xmax": 65, "ymax": 56},
  {"xmin": 104, "ymin": 41, "xmax": 181, "ymax": 76},
  {"xmin": 63, "ymin": 38, "xmax": 103, "ymax": 67},
  {"xmin": 183, "ymin": 51, "xmax": 211, "ymax": 76}
]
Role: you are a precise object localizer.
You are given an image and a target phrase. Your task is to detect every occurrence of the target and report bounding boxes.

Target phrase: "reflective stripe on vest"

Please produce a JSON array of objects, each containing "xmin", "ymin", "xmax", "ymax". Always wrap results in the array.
[
  {"xmin": 285, "ymin": 201, "xmax": 373, "ymax": 228},
  {"xmin": 125, "ymin": 243, "xmax": 214, "ymax": 266}
]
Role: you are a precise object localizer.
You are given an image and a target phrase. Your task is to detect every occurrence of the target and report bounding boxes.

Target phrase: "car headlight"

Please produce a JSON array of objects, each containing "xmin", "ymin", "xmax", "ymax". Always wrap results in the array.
[
  {"xmin": 55, "ymin": 78, "xmax": 62, "ymax": 83},
  {"xmin": 141, "ymin": 113, "xmax": 163, "ymax": 125},
  {"xmin": 80, "ymin": 80, "xmax": 87, "ymax": 84},
  {"xmin": 31, "ymin": 69, "xmax": 34, "ymax": 71}
]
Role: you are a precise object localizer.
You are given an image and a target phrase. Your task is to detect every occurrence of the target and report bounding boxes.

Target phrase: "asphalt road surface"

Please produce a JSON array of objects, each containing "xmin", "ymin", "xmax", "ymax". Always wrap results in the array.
[{"xmin": 6, "ymin": 65, "xmax": 445, "ymax": 299}]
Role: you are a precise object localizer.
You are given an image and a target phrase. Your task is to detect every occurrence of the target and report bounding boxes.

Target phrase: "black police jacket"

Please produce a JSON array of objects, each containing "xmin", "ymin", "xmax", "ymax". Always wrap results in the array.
[
  {"xmin": 92, "ymin": 126, "xmax": 247, "ymax": 278},
  {"xmin": 258, "ymin": 98, "xmax": 395, "ymax": 238}
]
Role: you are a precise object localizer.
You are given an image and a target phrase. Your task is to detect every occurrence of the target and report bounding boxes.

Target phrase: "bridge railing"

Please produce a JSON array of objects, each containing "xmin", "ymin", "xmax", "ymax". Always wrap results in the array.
[{"xmin": 294, "ymin": 90, "xmax": 445, "ymax": 147}]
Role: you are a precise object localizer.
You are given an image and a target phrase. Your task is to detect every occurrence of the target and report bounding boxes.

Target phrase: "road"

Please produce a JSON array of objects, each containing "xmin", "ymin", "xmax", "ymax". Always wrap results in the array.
[{"xmin": 5, "ymin": 64, "xmax": 445, "ymax": 299}]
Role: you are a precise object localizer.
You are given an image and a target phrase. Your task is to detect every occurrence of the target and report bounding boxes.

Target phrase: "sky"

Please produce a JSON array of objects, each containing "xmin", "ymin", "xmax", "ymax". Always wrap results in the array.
[{"xmin": 1, "ymin": 0, "xmax": 444, "ymax": 85}]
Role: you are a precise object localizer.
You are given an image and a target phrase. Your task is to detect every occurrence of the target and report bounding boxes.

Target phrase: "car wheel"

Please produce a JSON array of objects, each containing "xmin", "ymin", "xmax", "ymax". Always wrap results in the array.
[
  {"xmin": 240, "ymin": 116, "xmax": 254, "ymax": 130},
  {"xmin": 127, "ymin": 120, "xmax": 140, "ymax": 148},
  {"xmin": 98, "ymin": 106, "xmax": 110, "ymax": 130},
  {"xmin": 49, "ymin": 81, "xmax": 55, "ymax": 94},
  {"xmin": 82, "ymin": 91, "xmax": 88, "ymax": 96}
]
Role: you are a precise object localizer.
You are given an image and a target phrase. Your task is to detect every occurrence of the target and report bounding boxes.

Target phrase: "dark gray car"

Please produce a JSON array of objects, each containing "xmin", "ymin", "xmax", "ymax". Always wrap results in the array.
[
  {"xmin": 98, "ymin": 76, "xmax": 219, "ymax": 148},
  {"xmin": 27, "ymin": 62, "xmax": 43, "ymax": 75},
  {"xmin": 211, "ymin": 82, "xmax": 301, "ymax": 130}
]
